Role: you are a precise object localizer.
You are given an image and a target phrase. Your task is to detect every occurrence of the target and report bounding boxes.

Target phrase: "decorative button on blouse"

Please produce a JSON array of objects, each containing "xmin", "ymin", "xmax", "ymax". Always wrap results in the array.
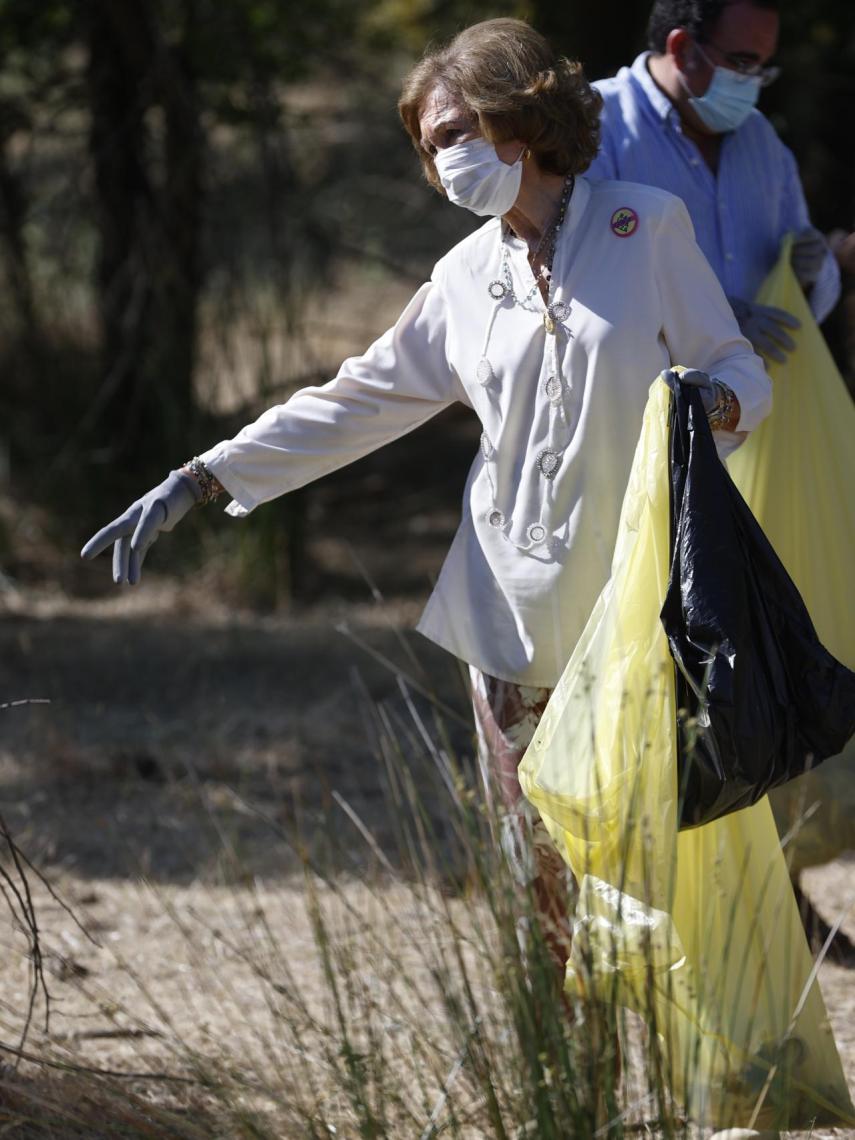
[
  {"xmin": 544, "ymin": 375, "xmax": 563, "ymax": 403},
  {"xmin": 537, "ymin": 449, "xmax": 561, "ymax": 479},
  {"xmin": 476, "ymin": 357, "xmax": 494, "ymax": 386}
]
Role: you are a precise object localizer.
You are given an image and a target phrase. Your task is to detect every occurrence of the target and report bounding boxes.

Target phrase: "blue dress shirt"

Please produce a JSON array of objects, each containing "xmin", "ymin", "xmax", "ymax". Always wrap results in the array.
[{"xmin": 587, "ymin": 53, "xmax": 840, "ymax": 322}]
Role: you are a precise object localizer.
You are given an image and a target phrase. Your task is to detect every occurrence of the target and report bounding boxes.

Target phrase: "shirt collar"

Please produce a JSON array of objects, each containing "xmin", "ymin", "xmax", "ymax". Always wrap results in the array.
[{"xmin": 630, "ymin": 51, "xmax": 678, "ymax": 123}]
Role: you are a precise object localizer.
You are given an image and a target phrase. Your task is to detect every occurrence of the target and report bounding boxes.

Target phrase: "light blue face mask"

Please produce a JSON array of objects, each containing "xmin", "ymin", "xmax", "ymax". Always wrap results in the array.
[{"xmin": 683, "ymin": 44, "xmax": 762, "ymax": 133}]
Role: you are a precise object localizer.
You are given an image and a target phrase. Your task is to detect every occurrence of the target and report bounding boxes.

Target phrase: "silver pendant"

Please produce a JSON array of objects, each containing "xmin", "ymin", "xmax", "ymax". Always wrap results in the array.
[
  {"xmin": 537, "ymin": 449, "xmax": 561, "ymax": 479},
  {"xmin": 527, "ymin": 522, "xmax": 548, "ymax": 545},
  {"xmin": 488, "ymin": 509, "xmax": 506, "ymax": 529},
  {"xmin": 548, "ymin": 300, "xmax": 570, "ymax": 323},
  {"xmin": 488, "ymin": 280, "xmax": 507, "ymax": 300},
  {"xmin": 476, "ymin": 357, "xmax": 494, "ymax": 386},
  {"xmin": 480, "ymin": 431, "xmax": 493, "ymax": 460}
]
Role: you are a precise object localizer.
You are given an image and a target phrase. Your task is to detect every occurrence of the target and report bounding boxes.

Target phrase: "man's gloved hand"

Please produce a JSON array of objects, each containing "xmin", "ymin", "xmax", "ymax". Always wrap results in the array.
[
  {"xmin": 80, "ymin": 470, "xmax": 201, "ymax": 585},
  {"xmin": 729, "ymin": 296, "xmax": 800, "ymax": 364},
  {"xmin": 662, "ymin": 367, "xmax": 718, "ymax": 414},
  {"xmin": 790, "ymin": 225, "xmax": 829, "ymax": 289}
]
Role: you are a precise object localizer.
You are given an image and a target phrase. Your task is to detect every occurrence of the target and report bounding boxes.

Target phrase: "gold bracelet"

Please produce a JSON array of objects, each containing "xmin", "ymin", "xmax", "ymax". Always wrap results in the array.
[{"xmin": 707, "ymin": 382, "xmax": 739, "ymax": 432}]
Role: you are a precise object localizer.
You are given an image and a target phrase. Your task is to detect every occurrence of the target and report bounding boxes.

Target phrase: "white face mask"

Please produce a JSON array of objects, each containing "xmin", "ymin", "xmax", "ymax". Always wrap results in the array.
[
  {"xmin": 433, "ymin": 136, "xmax": 524, "ymax": 217},
  {"xmin": 681, "ymin": 43, "xmax": 762, "ymax": 133}
]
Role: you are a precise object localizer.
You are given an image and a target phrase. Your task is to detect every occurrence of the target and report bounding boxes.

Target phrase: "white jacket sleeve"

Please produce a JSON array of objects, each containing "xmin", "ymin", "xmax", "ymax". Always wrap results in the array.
[
  {"xmin": 200, "ymin": 278, "xmax": 466, "ymax": 516},
  {"xmin": 654, "ymin": 194, "xmax": 772, "ymax": 434}
]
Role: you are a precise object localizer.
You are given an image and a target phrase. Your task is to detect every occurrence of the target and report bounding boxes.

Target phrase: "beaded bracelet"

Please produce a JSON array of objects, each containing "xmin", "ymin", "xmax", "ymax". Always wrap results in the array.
[{"xmin": 183, "ymin": 456, "xmax": 222, "ymax": 506}]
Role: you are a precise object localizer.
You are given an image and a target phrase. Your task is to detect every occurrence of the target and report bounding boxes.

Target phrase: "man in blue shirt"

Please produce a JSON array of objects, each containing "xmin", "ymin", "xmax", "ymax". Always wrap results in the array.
[{"xmin": 586, "ymin": 0, "xmax": 840, "ymax": 363}]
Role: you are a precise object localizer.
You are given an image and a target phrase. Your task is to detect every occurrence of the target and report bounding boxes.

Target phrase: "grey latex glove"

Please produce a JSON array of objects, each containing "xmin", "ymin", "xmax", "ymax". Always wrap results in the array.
[
  {"xmin": 80, "ymin": 470, "xmax": 201, "ymax": 585},
  {"xmin": 663, "ymin": 368, "xmax": 747, "ymax": 459},
  {"xmin": 790, "ymin": 225, "xmax": 828, "ymax": 288},
  {"xmin": 662, "ymin": 367, "xmax": 717, "ymax": 414},
  {"xmin": 729, "ymin": 296, "xmax": 800, "ymax": 364}
]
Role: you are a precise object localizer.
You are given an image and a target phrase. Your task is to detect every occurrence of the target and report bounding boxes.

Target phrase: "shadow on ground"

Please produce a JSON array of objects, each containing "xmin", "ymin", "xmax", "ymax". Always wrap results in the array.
[{"xmin": 1, "ymin": 612, "xmax": 476, "ymax": 886}]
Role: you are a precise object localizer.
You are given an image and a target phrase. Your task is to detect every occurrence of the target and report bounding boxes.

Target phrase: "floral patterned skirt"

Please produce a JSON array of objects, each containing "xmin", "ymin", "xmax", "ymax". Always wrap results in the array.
[{"xmin": 470, "ymin": 667, "xmax": 574, "ymax": 970}]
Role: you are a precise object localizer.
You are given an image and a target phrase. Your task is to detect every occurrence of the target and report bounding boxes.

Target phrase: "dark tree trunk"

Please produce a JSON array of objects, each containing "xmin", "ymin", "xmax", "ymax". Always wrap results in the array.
[
  {"xmin": 84, "ymin": 0, "xmax": 203, "ymax": 481},
  {"xmin": 85, "ymin": 0, "xmax": 152, "ymax": 466},
  {"xmin": 121, "ymin": 1, "xmax": 202, "ymax": 463},
  {"xmin": 0, "ymin": 102, "xmax": 39, "ymax": 357}
]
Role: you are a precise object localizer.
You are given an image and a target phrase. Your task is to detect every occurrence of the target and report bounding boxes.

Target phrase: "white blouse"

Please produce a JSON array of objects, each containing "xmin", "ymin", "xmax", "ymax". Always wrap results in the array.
[{"xmin": 201, "ymin": 176, "xmax": 771, "ymax": 687}]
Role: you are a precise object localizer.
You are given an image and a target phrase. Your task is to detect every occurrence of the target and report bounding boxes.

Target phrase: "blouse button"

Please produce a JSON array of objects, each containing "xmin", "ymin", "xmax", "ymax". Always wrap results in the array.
[
  {"xmin": 476, "ymin": 358, "xmax": 494, "ymax": 386},
  {"xmin": 537, "ymin": 449, "xmax": 561, "ymax": 479},
  {"xmin": 544, "ymin": 375, "xmax": 563, "ymax": 403}
]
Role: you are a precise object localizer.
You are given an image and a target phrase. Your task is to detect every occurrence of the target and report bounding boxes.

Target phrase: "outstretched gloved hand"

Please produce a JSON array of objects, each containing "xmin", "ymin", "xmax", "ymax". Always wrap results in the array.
[
  {"xmin": 80, "ymin": 470, "xmax": 201, "ymax": 585},
  {"xmin": 729, "ymin": 296, "xmax": 800, "ymax": 364},
  {"xmin": 790, "ymin": 225, "xmax": 829, "ymax": 289}
]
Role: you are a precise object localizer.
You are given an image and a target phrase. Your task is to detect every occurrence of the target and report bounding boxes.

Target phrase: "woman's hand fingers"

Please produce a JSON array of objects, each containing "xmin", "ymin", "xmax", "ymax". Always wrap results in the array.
[
  {"xmin": 661, "ymin": 368, "xmax": 680, "ymax": 390},
  {"xmin": 130, "ymin": 501, "xmax": 167, "ymax": 556},
  {"xmin": 112, "ymin": 535, "xmax": 132, "ymax": 584},
  {"xmin": 677, "ymin": 368, "xmax": 711, "ymax": 388},
  {"xmin": 128, "ymin": 544, "xmax": 144, "ymax": 586},
  {"xmin": 80, "ymin": 507, "xmax": 139, "ymax": 561},
  {"xmin": 126, "ymin": 501, "xmax": 168, "ymax": 585}
]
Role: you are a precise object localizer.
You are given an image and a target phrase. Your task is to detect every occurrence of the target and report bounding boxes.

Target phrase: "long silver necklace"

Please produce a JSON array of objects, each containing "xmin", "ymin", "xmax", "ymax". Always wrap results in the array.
[
  {"xmin": 477, "ymin": 174, "xmax": 576, "ymax": 552},
  {"xmin": 488, "ymin": 173, "xmax": 574, "ymax": 325}
]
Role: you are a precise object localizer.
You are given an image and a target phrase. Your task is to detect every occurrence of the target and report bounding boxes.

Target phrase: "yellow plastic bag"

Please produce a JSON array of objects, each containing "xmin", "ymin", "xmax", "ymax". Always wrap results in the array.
[
  {"xmin": 519, "ymin": 375, "xmax": 854, "ymax": 1130},
  {"xmin": 728, "ymin": 237, "xmax": 855, "ymax": 873}
]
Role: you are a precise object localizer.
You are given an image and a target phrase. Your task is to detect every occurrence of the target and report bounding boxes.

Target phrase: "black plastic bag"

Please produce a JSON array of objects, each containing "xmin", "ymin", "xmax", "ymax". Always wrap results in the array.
[{"xmin": 660, "ymin": 382, "xmax": 855, "ymax": 830}]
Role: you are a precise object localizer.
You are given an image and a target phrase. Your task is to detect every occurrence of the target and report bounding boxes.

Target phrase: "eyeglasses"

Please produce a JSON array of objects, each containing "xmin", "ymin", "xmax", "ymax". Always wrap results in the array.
[{"xmin": 695, "ymin": 40, "xmax": 781, "ymax": 87}]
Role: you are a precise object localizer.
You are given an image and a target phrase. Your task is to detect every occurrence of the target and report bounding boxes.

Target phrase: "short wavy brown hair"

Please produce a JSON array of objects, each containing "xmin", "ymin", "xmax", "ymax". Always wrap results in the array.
[{"xmin": 398, "ymin": 18, "xmax": 602, "ymax": 193}]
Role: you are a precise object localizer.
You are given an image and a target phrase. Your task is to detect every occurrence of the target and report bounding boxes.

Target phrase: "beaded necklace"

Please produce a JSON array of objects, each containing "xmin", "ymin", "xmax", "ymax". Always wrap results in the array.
[{"xmin": 476, "ymin": 173, "xmax": 577, "ymax": 553}]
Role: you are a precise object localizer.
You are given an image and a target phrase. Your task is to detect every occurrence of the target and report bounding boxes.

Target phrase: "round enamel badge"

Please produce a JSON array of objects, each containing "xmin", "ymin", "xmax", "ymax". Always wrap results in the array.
[{"xmin": 610, "ymin": 207, "xmax": 639, "ymax": 237}]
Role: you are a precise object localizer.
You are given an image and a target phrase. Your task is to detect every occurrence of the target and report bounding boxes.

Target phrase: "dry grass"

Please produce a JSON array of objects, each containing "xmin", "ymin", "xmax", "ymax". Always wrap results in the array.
[{"xmin": 1, "ymin": 586, "xmax": 854, "ymax": 1138}]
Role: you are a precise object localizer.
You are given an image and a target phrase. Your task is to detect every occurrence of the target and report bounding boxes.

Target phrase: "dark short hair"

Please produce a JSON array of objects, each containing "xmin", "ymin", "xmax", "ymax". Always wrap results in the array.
[
  {"xmin": 398, "ymin": 18, "xmax": 602, "ymax": 192},
  {"xmin": 647, "ymin": 0, "xmax": 779, "ymax": 53}
]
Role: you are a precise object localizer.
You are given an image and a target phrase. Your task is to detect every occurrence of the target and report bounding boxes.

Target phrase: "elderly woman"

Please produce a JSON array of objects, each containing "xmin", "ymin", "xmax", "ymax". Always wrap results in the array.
[{"xmin": 82, "ymin": 19, "xmax": 770, "ymax": 994}]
